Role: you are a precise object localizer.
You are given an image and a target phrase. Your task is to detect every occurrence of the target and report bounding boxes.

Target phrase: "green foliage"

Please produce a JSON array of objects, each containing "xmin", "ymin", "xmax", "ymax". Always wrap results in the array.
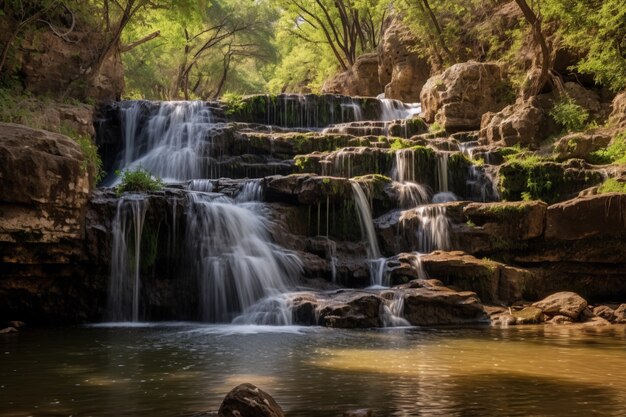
[
  {"xmin": 597, "ymin": 178, "xmax": 626, "ymax": 194},
  {"xmin": 221, "ymin": 93, "xmax": 246, "ymax": 115},
  {"xmin": 542, "ymin": 0, "xmax": 626, "ymax": 92},
  {"xmin": 60, "ymin": 123, "xmax": 104, "ymax": 185},
  {"xmin": 115, "ymin": 168, "xmax": 163, "ymax": 196},
  {"xmin": 589, "ymin": 132, "xmax": 626, "ymax": 165},
  {"xmin": 550, "ymin": 97, "xmax": 589, "ymax": 133}
]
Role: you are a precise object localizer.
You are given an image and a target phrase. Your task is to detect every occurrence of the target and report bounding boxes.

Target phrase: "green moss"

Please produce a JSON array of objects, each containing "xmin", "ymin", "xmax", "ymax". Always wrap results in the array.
[
  {"xmin": 389, "ymin": 138, "xmax": 412, "ymax": 150},
  {"xmin": 484, "ymin": 203, "xmax": 532, "ymax": 217},
  {"xmin": 597, "ymin": 178, "xmax": 626, "ymax": 193}
]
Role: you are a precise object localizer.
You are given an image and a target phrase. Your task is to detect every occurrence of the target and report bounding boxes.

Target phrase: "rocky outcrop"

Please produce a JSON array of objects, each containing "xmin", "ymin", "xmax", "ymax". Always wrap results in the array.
[
  {"xmin": 289, "ymin": 284, "xmax": 488, "ymax": 328},
  {"xmin": 13, "ymin": 25, "xmax": 124, "ymax": 101},
  {"xmin": 378, "ymin": 19, "xmax": 431, "ymax": 102},
  {"xmin": 609, "ymin": 92, "xmax": 626, "ymax": 128},
  {"xmin": 218, "ymin": 383, "xmax": 284, "ymax": 417},
  {"xmin": 545, "ymin": 193, "xmax": 626, "ymax": 240},
  {"xmin": 421, "ymin": 62, "xmax": 510, "ymax": 132},
  {"xmin": 322, "ymin": 53, "xmax": 382, "ymax": 97},
  {"xmin": 479, "ymin": 98, "xmax": 552, "ymax": 147},
  {"xmin": 0, "ymin": 123, "xmax": 92, "ymax": 322}
]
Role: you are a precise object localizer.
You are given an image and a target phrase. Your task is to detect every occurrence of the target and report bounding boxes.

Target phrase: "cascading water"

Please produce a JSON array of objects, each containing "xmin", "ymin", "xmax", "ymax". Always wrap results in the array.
[
  {"xmin": 379, "ymin": 98, "xmax": 421, "ymax": 121},
  {"xmin": 115, "ymin": 101, "xmax": 217, "ymax": 182},
  {"xmin": 108, "ymin": 195, "xmax": 149, "ymax": 322},
  {"xmin": 393, "ymin": 148, "xmax": 431, "ymax": 208},
  {"xmin": 351, "ymin": 181, "xmax": 388, "ymax": 287},
  {"xmin": 185, "ymin": 190, "xmax": 302, "ymax": 323},
  {"xmin": 401, "ymin": 205, "xmax": 451, "ymax": 253},
  {"xmin": 436, "ymin": 153, "xmax": 450, "ymax": 193}
]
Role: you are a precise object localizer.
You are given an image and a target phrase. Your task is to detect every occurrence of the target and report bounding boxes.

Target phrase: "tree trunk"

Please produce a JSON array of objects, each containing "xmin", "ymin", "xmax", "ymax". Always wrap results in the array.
[{"xmin": 514, "ymin": 0, "xmax": 551, "ymax": 98}]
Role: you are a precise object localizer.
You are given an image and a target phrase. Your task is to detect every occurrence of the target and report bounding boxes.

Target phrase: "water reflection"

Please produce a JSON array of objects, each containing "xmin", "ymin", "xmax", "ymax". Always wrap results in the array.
[{"xmin": 1, "ymin": 325, "xmax": 625, "ymax": 416}]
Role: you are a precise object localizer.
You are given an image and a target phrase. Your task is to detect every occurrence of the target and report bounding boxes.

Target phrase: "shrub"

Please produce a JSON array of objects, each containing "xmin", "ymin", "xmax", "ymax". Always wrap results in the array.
[
  {"xmin": 550, "ymin": 96, "xmax": 589, "ymax": 132},
  {"xmin": 116, "ymin": 167, "xmax": 163, "ymax": 196},
  {"xmin": 221, "ymin": 92, "xmax": 246, "ymax": 115}
]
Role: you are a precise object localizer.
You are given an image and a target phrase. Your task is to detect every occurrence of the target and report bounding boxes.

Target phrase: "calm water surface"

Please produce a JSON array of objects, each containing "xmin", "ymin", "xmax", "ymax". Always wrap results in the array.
[{"xmin": 1, "ymin": 324, "xmax": 626, "ymax": 416}]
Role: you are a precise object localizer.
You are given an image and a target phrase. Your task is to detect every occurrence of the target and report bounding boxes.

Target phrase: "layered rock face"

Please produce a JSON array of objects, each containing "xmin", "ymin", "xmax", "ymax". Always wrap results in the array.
[
  {"xmin": 378, "ymin": 19, "xmax": 431, "ymax": 102},
  {"xmin": 0, "ymin": 123, "xmax": 92, "ymax": 322},
  {"xmin": 322, "ymin": 53, "xmax": 382, "ymax": 97},
  {"xmin": 421, "ymin": 62, "xmax": 511, "ymax": 132}
]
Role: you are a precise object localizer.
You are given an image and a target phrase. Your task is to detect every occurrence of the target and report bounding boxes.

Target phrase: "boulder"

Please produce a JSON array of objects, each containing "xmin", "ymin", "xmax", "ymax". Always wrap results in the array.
[
  {"xmin": 553, "ymin": 131, "xmax": 612, "ymax": 161},
  {"xmin": 532, "ymin": 292, "xmax": 588, "ymax": 320},
  {"xmin": 378, "ymin": 19, "xmax": 431, "ymax": 102},
  {"xmin": 317, "ymin": 292, "xmax": 383, "ymax": 328},
  {"xmin": 402, "ymin": 286, "xmax": 488, "ymax": 325},
  {"xmin": 322, "ymin": 53, "xmax": 382, "ymax": 97},
  {"xmin": 545, "ymin": 193, "xmax": 626, "ymax": 240},
  {"xmin": 420, "ymin": 251, "xmax": 501, "ymax": 304},
  {"xmin": 615, "ymin": 304, "xmax": 626, "ymax": 323},
  {"xmin": 479, "ymin": 97, "xmax": 553, "ymax": 147},
  {"xmin": 608, "ymin": 91, "xmax": 626, "ymax": 128},
  {"xmin": 218, "ymin": 383, "xmax": 284, "ymax": 417},
  {"xmin": 421, "ymin": 62, "xmax": 510, "ymax": 131}
]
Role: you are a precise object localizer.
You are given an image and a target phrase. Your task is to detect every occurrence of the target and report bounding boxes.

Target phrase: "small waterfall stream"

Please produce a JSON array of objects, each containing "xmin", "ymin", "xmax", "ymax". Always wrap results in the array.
[{"xmin": 108, "ymin": 195, "xmax": 149, "ymax": 322}]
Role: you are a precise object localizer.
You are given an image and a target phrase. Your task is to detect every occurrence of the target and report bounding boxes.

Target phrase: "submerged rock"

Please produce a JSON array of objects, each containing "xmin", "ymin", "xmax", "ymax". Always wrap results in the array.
[{"xmin": 218, "ymin": 383, "xmax": 284, "ymax": 417}]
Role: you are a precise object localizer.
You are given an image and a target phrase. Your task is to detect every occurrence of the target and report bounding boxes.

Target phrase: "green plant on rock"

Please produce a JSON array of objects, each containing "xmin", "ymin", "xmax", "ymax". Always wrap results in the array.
[
  {"xmin": 597, "ymin": 178, "xmax": 626, "ymax": 194},
  {"xmin": 550, "ymin": 96, "xmax": 589, "ymax": 133},
  {"xmin": 222, "ymin": 92, "xmax": 246, "ymax": 115},
  {"xmin": 429, "ymin": 121, "xmax": 444, "ymax": 134},
  {"xmin": 116, "ymin": 167, "xmax": 163, "ymax": 196},
  {"xmin": 589, "ymin": 132, "xmax": 626, "ymax": 165}
]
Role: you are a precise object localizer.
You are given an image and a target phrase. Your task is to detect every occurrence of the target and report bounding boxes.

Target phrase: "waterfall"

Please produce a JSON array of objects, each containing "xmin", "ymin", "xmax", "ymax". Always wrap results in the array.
[
  {"xmin": 351, "ymin": 181, "xmax": 381, "ymax": 259},
  {"xmin": 382, "ymin": 292, "xmax": 410, "ymax": 327},
  {"xmin": 351, "ymin": 181, "xmax": 389, "ymax": 287},
  {"xmin": 380, "ymin": 99, "xmax": 421, "ymax": 121},
  {"xmin": 235, "ymin": 179, "xmax": 263, "ymax": 202},
  {"xmin": 121, "ymin": 101, "xmax": 143, "ymax": 168},
  {"xmin": 185, "ymin": 191, "xmax": 302, "ymax": 323},
  {"xmin": 116, "ymin": 101, "xmax": 217, "ymax": 182},
  {"xmin": 108, "ymin": 195, "xmax": 149, "ymax": 322},
  {"xmin": 436, "ymin": 153, "xmax": 449, "ymax": 192},
  {"xmin": 401, "ymin": 205, "xmax": 451, "ymax": 253},
  {"xmin": 411, "ymin": 252, "xmax": 428, "ymax": 280},
  {"xmin": 393, "ymin": 149, "xmax": 431, "ymax": 209}
]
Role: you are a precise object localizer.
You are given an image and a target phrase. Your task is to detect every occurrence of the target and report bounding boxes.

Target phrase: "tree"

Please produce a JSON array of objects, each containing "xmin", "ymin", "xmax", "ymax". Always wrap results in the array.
[
  {"xmin": 514, "ymin": 0, "xmax": 550, "ymax": 98},
  {"xmin": 0, "ymin": 0, "xmax": 67, "ymax": 74},
  {"xmin": 276, "ymin": 0, "xmax": 387, "ymax": 71}
]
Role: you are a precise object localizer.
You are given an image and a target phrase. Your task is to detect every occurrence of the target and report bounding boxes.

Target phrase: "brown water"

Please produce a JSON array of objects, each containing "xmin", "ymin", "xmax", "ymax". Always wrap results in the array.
[{"xmin": 1, "ymin": 323, "xmax": 626, "ymax": 416}]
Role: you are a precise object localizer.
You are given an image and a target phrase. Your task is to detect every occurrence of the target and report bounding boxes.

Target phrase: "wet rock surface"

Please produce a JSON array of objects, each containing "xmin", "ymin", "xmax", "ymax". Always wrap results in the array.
[{"xmin": 218, "ymin": 383, "xmax": 284, "ymax": 417}]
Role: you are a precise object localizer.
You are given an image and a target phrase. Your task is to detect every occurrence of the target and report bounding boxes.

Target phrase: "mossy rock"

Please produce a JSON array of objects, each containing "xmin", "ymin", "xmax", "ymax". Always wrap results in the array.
[{"xmin": 512, "ymin": 307, "xmax": 544, "ymax": 324}]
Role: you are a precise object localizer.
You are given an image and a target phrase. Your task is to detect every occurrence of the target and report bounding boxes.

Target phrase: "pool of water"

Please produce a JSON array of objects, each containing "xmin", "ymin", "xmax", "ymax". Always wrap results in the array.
[{"xmin": 2, "ymin": 323, "xmax": 626, "ymax": 416}]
